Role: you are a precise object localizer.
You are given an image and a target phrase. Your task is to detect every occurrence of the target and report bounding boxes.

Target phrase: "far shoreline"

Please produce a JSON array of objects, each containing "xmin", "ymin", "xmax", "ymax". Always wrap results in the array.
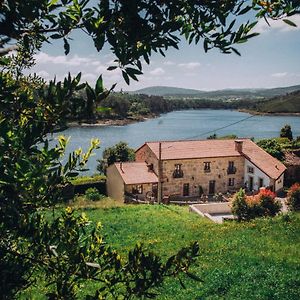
[
  {"xmin": 238, "ymin": 109, "xmax": 300, "ymax": 117},
  {"xmin": 67, "ymin": 109, "xmax": 300, "ymax": 128},
  {"xmin": 67, "ymin": 114, "xmax": 159, "ymax": 128}
]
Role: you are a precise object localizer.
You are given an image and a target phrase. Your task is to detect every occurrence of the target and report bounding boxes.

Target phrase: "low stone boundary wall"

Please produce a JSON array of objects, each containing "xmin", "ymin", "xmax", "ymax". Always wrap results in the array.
[{"xmin": 190, "ymin": 202, "xmax": 232, "ymax": 216}]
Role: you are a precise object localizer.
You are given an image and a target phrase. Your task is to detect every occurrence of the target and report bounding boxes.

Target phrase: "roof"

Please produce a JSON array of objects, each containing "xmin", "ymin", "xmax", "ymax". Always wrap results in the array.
[
  {"xmin": 137, "ymin": 139, "xmax": 286, "ymax": 179},
  {"xmin": 241, "ymin": 140, "xmax": 286, "ymax": 179},
  {"xmin": 114, "ymin": 162, "xmax": 158, "ymax": 185},
  {"xmin": 142, "ymin": 139, "xmax": 243, "ymax": 160}
]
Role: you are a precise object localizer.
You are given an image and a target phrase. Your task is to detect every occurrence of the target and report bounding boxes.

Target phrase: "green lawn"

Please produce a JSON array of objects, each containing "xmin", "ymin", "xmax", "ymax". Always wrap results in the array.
[{"xmin": 23, "ymin": 203, "xmax": 300, "ymax": 299}]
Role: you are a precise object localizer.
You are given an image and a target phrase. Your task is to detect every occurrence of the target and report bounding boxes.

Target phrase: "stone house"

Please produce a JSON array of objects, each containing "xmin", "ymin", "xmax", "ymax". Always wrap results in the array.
[{"xmin": 106, "ymin": 139, "xmax": 286, "ymax": 201}]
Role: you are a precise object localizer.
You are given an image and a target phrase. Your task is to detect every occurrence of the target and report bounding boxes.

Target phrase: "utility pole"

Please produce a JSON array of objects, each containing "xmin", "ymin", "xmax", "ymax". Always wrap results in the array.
[{"xmin": 157, "ymin": 142, "xmax": 162, "ymax": 204}]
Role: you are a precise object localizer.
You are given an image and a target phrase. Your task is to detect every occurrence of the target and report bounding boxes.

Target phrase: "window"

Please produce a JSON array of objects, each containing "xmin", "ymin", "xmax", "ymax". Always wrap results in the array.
[
  {"xmin": 204, "ymin": 162, "xmax": 211, "ymax": 173},
  {"xmin": 259, "ymin": 178, "xmax": 264, "ymax": 188},
  {"xmin": 228, "ymin": 178, "xmax": 235, "ymax": 186},
  {"xmin": 132, "ymin": 185, "xmax": 143, "ymax": 194},
  {"xmin": 173, "ymin": 164, "xmax": 183, "ymax": 178},
  {"xmin": 248, "ymin": 166, "xmax": 254, "ymax": 174},
  {"xmin": 227, "ymin": 161, "xmax": 236, "ymax": 174}
]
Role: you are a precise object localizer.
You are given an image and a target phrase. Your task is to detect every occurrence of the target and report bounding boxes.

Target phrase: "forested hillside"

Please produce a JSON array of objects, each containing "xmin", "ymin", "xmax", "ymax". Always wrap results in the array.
[
  {"xmin": 132, "ymin": 84, "xmax": 300, "ymax": 100},
  {"xmin": 255, "ymin": 90, "xmax": 300, "ymax": 113}
]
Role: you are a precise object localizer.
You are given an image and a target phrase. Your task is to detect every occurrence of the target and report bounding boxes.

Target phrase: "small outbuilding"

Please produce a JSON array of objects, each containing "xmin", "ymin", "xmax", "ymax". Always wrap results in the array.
[{"xmin": 106, "ymin": 162, "xmax": 158, "ymax": 201}]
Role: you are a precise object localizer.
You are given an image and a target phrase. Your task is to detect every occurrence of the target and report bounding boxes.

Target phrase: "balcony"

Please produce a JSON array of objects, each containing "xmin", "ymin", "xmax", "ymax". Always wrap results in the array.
[{"xmin": 227, "ymin": 167, "xmax": 237, "ymax": 175}]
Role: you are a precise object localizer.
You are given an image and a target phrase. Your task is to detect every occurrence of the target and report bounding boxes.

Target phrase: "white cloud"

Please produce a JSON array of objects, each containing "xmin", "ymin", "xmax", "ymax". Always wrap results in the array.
[
  {"xmin": 96, "ymin": 65, "xmax": 108, "ymax": 73},
  {"xmin": 163, "ymin": 61, "xmax": 175, "ymax": 66},
  {"xmin": 35, "ymin": 52, "xmax": 93, "ymax": 66},
  {"xmin": 255, "ymin": 15, "xmax": 300, "ymax": 33},
  {"xmin": 81, "ymin": 73, "xmax": 98, "ymax": 81},
  {"xmin": 178, "ymin": 62, "xmax": 201, "ymax": 70},
  {"xmin": 36, "ymin": 70, "xmax": 50, "ymax": 79},
  {"xmin": 149, "ymin": 67, "xmax": 165, "ymax": 75},
  {"xmin": 271, "ymin": 72, "xmax": 287, "ymax": 78}
]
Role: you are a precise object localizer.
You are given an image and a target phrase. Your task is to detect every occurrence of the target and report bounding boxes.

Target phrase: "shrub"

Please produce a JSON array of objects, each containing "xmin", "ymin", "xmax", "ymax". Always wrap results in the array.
[
  {"xmin": 286, "ymin": 183, "xmax": 300, "ymax": 211},
  {"xmin": 232, "ymin": 188, "xmax": 281, "ymax": 221},
  {"xmin": 70, "ymin": 174, "xmax": 106, "ymax": 185},
  {"xmin": 231, "ymin": 189, "xmax": 249, "ymax": 221},
  {"xmin": 258, "ymin": 189, "xmax": 281, "ymax": 217},
  {"xmin": 85, "ymin": 187, "xmax": 103, "ymax": 201}
]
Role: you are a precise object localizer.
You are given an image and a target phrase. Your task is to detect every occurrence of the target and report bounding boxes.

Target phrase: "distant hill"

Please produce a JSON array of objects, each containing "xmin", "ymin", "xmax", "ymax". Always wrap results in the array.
[
  {"xmin": 130, "ymin": 84, "xmax": 300, "ymax": 100},
  {"xmin": 256, "ymin": 90, "xmax": 300, "ymax": 113},
  {"xmin": 130, "ymin": 86, "xmax": 204, "ymax": 96}
]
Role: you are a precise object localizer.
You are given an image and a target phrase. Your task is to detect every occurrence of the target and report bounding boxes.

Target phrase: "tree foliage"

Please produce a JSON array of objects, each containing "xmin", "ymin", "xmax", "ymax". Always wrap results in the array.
[
  {"xmin": 256, "ymin": 138, "xmax": 285, "ymax": 161},
  {"xmin": 97, "ymin": 142, "xmax": 135, "ymax": 174},
  {"xmin": 280, "ymin": 124, "xmax": 293, "ymax": 140},
  {"xmin": 1, "ymin": 0, "xmax": 299, "ymax": 83}
]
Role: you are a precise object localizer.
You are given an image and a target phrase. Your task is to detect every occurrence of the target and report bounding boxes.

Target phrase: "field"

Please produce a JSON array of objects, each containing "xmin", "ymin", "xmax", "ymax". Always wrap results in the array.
[{"xmin": 22, "ymin": 202, "xmax": 300, "ymax": 299}]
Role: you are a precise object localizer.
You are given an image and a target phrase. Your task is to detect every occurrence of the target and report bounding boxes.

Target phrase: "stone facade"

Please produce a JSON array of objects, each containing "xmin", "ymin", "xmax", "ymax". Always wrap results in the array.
[
  {"xmin": 135, "ymin": 144, "xmax": 159, "ymax": 173},
  {"xmin": 161, "ymin": 156, "xmax": 244, "ymax": 196}
]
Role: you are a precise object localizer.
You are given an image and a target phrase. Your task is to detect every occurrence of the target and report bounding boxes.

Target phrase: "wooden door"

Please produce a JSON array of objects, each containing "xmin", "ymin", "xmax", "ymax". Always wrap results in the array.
[
  {"xmin": 209, "ymin": 180, "xmax": 215, "ymax": 194},
  {"xmin": 249, "ymin": 176, "xmax": 254, "ymax": 191},
  {"xmin": 183, "ymin": 183, "xmax": 189, "ymax": 196}
]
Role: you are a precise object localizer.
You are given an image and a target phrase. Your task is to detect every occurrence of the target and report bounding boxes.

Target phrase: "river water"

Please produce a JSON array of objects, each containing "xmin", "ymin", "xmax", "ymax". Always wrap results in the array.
[{"xmin": 51, "ymin": 109, "xmax": 300, "ymax": 174}]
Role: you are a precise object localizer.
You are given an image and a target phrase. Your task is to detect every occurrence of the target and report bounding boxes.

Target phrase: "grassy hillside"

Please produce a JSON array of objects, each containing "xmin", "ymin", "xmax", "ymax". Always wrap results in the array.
[
  {"xmin": 22, "ymin": 203, "xmax": 300, "ymax": 300},
  {"xmin": 256, "ymin": 90, "xmax": 300, "ymax": 113}
]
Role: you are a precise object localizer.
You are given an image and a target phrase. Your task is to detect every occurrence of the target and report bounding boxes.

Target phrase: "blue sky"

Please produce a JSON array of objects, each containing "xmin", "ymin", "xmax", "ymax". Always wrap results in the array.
[{"xmin": 31, "ymin": 14, "xmax": 300, "ymax": 91}]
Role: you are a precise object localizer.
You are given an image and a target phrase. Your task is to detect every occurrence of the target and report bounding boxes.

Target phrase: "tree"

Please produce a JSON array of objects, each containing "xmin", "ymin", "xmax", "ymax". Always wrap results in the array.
[
  {"xmin": 256, "ymin": 138, "xmax": 285, "ymax": 161},
  {"xmin": 97, "ymin": 142, "xmax": 135, "ymax": 174},
  {"xmin": 1, "ymin": 0, "xmax": 299, "ymax": 298},
  {"xmin": 280, "ymin": 124, "xmax": 293, "ymax": 140}
]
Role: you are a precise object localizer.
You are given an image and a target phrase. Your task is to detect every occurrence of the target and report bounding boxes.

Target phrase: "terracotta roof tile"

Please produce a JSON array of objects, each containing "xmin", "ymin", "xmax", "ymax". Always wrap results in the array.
[
  {"xmin": 145, "ymin": 139, "xmax": 242, "ymax": 160},
  {"xmin": 143, "ymin": 139, "xmax": 286, "ymax": 179},
  {"xmin": 115, "ymin": 162, "xmax": 158, "ymax": 185},
  {"xmin": 242, "ymin": 140, "xmax": 286, "ymax": 179}
]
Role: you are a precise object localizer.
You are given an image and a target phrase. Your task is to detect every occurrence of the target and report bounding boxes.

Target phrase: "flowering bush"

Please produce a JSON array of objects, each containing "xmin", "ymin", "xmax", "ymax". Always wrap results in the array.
[
  {"xmin": 232, "ymin": 188, "xmax": 281, "ymax": 221},
  {"xmin": 286, "ymin": 183, "xmax": 300, "ymax": 211}
]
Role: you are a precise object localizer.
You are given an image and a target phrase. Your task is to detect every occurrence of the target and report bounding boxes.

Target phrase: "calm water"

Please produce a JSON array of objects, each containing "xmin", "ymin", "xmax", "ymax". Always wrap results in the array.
[{"xmin": 52, "ymin": 110, "xmax": 300, "ymax": 174}]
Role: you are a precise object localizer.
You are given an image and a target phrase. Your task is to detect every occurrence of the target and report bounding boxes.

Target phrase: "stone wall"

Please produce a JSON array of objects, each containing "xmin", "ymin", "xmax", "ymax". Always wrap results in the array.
[
  {"xmin": 135, "ymin": 144, "xmax": 159, "ymax": 174},
  {"xmin": 161, "ymin": 156, "xmax": 245, "ymax": 196}
]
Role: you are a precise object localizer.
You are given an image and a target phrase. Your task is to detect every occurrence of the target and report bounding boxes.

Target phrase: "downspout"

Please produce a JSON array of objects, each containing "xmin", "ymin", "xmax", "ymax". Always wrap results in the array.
[{"xmin": 157, "ymin": 142, "xmax": 162, "ymax": 204}]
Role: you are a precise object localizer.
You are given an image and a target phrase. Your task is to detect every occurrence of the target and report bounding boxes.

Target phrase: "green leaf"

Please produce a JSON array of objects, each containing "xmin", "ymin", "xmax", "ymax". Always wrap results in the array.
[
  {"xmin": 63, "ymin": 38, "xmax": 70, "ymax": 55},
  {"xmin": 95, "ymin": 75, "xmax": 104, "ymax": 96},
  {"xmin": 50, "ymin": 33, "xmax": 62, "ymax": 39},
  {"xmin": 86, "ymin": 84, "xmax": 95, "ymax": 101},
  {"xmin": 283, "ymin": 19, "xmax": 297, "ymax": 27},
  {"xmin": 231, "ymin": 47, "xmax": 241, "ymax": 56},
  {"xmin": 122, "ymin": 71, "xmax": 130, "ymax": 85},
  {"xmin": 238, "ymin": 6, "xmax": 252, "ymax": 15},
  {"xmin": 107, "ymin": 66, "xmax": 118, "ymax": 71}
]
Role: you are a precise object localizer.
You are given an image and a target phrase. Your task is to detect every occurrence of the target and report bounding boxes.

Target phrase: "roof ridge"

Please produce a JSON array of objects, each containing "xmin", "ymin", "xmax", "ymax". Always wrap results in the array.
[{"xmin": 145, "ymin": 137, "xmax": 251, "ymax": 144}]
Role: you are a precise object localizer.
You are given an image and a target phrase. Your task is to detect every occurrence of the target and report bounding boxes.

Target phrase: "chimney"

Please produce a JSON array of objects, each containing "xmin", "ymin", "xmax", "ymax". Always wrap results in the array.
[
  {"xmin": 120, "ymin": 162, "xmax": 124, "ymax": 173},
  {"xmin": 235, "ymin": 140, "xmax": 243, "ymax": 153}
]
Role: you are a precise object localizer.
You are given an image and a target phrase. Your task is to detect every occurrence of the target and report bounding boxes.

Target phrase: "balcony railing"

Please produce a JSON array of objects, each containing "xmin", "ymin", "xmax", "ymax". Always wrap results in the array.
[{"xmin": 227, "ymin": 167, "xmax": 237, "ymax": 174}]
